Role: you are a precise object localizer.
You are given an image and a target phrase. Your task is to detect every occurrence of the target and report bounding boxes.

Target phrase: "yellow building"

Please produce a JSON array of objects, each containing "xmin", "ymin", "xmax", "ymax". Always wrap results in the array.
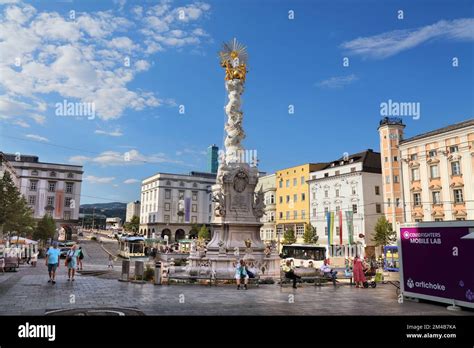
[{"xmin": 276, "ymin": 163, "xmax": 327, "ymax": 242}]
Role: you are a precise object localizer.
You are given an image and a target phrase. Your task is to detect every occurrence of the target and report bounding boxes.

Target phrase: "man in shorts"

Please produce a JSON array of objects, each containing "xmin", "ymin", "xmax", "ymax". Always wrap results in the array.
[{"xmin": 46, "ymin": 242, "xmax": 61, "ymax": 284}]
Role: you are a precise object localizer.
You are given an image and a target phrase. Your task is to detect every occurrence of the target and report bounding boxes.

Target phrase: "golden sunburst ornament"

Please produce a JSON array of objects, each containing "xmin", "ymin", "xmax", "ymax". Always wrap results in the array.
[{"xmin": 219, "ymin": 38, "xmax": 248, "ymax": 81}]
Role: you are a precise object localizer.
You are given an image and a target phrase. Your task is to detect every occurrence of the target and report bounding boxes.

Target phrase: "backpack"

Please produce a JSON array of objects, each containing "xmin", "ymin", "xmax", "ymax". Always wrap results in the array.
[{"xmin": 78, "ymin": 250, "xmax": 84, "ymax": 260}]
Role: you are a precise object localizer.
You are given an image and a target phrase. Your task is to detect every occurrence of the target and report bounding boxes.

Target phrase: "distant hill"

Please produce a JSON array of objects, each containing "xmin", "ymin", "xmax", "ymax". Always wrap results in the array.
[{"xmin": 79, "ymin": 202, "xmax": 126, "ymax": 221}]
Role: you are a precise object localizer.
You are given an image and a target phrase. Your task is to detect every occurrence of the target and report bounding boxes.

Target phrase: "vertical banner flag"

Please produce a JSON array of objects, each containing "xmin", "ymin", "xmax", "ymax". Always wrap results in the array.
[
  {"xmin": 326, "ymin": 212, "xmax": 331, "ymax": 252},
  {"xmin": 184, "ymin": 197, "xmax": 191, "ymax": 222},
  {"xmin": 339, "ymin": 210, "xmax": 343, "ymax": 245},
  {"xmin": 345, "ymin": 211, "xmax": 354, "ymax": 245}
]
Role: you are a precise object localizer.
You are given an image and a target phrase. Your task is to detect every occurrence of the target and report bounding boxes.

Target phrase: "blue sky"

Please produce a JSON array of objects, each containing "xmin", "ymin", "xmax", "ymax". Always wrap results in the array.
[{"xmin": 0, "ymin": 0, "xmax": 472, "ymax": 204}]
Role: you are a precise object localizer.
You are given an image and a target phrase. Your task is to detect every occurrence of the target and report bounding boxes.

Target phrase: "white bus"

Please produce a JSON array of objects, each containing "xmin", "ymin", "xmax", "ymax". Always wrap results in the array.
[{"xmin": 280, "ymin": 244, "xmax": 327, "ymax": 268}]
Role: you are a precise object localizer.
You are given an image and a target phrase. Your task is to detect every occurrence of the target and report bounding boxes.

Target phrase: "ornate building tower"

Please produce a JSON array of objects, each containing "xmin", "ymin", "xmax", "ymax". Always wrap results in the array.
[{"xmin": 378, "ymin": 117, "xmax": 406, "ymax": 228}]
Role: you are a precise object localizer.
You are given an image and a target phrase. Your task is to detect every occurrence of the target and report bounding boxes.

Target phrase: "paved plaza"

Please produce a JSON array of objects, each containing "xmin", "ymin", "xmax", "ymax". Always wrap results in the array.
[{"xmin": 0, "ymin": 240, "xmax": 472, "ymax": 316}]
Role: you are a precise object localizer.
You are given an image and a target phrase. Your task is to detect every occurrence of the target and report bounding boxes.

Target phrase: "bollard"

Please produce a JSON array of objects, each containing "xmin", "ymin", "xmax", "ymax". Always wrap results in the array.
[
  {"xmin": 120, "ymin": 259, "xmax": 130, "ymax": 282},
  {"xmin": 155, "ymin": 261, "xmax": 162, "ymax": 284},
  {"xmin": 134, "ymin": 260, "xmax": 144, "ymax": 281}
]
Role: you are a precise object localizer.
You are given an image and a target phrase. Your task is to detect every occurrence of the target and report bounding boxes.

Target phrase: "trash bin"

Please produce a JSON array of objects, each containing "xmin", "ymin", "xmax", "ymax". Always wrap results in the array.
[
  {"xmin": 154, "ymin": 262, "xmax": 161, "ymax": 285},
  {"xmin": 121, "ymin": 259, "xmax": 130, "ymax": 281},
  {"xmin": 134, "ymin": 260, "xmax": 144, "ymax": 281}
]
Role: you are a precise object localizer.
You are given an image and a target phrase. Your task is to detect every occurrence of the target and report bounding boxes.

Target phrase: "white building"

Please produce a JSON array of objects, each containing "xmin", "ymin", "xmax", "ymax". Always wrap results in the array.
[
  {"xmin": 106, "ymin": 217, "xmax": 122, "ymax": 230},
  {"xmin": 308, "ymin": 150, "xmax": 384, "ymax": 254},
  {"xmin": 139, "ymin": 171, "xmax": 216, "ymax": 241},
  {"xmin": 4, "ymin": 153, "xmax": 83, "ymax": 239},
  {"xmin": 126, "ymin": 200, "xmax": 140, "ymax": 222},
  {"xmin": 256, "ymin": 173, "xmax": 276, "ymax": 243}
]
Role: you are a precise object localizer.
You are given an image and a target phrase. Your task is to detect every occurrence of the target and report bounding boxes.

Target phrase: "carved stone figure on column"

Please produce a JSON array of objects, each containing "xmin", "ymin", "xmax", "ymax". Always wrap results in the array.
[
  {"xmin": 252, "ymin": 187, "xmax": 265, "ymax": 218},
  {"xmin": 212, "ymin": 191, "xmax": 226, "ymax": 217}
]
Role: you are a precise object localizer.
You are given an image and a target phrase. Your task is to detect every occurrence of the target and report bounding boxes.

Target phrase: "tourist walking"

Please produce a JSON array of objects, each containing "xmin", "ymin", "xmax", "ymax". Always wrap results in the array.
[
  {"xmin": 77, "ymin": 246, "xmax": 84, "ymax": 271},
  {"xmin": 66, "ymin": 245, "xmax": 79, "ymax": 281},
  {"xmin": 45, "ymin": 242, "xmax": 61, "ymax": 284},
  {"xmin": 30, "ymin": 250, "xmax": 38, "ymax": 267},
  {"xmin": 234, "ymin": 259, "xmax": 248, "ymax": 290},
  {"xmin": 108, "ymin": 254, "xmax": 114, "ymax": 269},
  {"xmin": 282, "ymin": 260, "xmax": 301, "ymax": 289},
  {"xmin": 353, "ymin": 255, "xmax": 367, "ymax": 288}
]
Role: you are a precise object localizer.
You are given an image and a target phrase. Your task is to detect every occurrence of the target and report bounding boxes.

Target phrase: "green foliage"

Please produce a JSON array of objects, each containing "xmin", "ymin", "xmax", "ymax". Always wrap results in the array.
[
  {"xmin": 143, "ymin": 266, "xmax": 154, "ymax": 281},
  {"xmin": 198, "ymin": 225, "xmax": 210, "ymax": 240},
  {"xmin": 303, "ymin": 223, "xmax": 318, "ymax": 244},
  {"xmin": 372, "ymin": 216, "xmax": 396, "ymax": 248},
  {"xmin": 190, "ymin": 224, "xmax": 200, "ymax": 237},
  {"xmin": 33, "ymin": 214, "xmax": 55, "ymax": 242},
  {"xmin": 283, "ymin": 228, "xmax": 296, "ymax": 244},
  {"xmin": 0, "ymin": 171, "xmax": 36, "ymax": 236},
  {"xmin": 124, "ymin": 215, "xmax": 139, "ymax": 233}
]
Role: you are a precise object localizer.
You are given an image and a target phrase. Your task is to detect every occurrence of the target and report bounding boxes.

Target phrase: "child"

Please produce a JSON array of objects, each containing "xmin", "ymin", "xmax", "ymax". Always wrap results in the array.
[{"xmin": 108, "ymin": 254, "xmax": 114, "ymax": 269}]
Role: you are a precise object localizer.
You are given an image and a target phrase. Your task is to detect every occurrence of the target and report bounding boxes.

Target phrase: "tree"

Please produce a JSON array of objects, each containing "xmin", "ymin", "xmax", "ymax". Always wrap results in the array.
[
  {"xmin": 124, "ymin": 215, "xmax": 139, "ymax": 233},
  {"xmin": 372, "ymin": 216, "xmax": 396, "ymax": 249},
  {"xmin": 283, "ymin": 228, "xmax": 296, "ymax": 244},
  {"xmin": 33, "ymin": 214, "xmax": 56, "ymax": 243},
  {"xmin": 198, "ymin": 225, "xmax": 210, "ymax": 240},
  {"xmin": 189, "ymin": 224, "xmax": 200, "ymax": 238},
  {"xmin": 0, "ymin": 171, "xmax": 36, "ymax": 237},
  {"xmin": 303, "ymin": 223, "xmax": 318, "ymax": 244}
]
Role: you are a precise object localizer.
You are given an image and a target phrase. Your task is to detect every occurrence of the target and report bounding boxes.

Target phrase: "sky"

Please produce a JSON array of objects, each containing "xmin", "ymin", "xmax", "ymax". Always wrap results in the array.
[{"xmin": 0, "ymin": 0, "xmax": 473, "ymax": 204}]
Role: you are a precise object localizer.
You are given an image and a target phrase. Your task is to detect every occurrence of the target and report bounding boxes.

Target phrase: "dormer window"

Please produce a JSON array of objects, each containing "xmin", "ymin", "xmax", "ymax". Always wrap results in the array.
[
  {"xmin": 31, "ymin": 170, "xmax": 38, "ymax": 176},
  {"xmin": 428, "ymin": 150, "xmax": 437, "ymax": 158},
  {"xmin": 67, "ymin": 172, "xmax": 74, "ymax": 179},
  {"xmin": 410, "ymin": 154, "xmax": 418, "ymax": 161},
  {"xmin": 330, "ymin": 163, "xmax": 335, "ymax": 167},
  {"xmin": 449, "ymin": 145, "xmax": 458, "ymax": 153},
  {"xmin": 193, "ymin": 183, "xmax": 198, "ymax": 188},
  {"xmin": 179, "ymin": 181, "xmax": 185, "ymax": 187},
  {"xmin": 166, "ymin": 180, "xmax": 171, "ymax": 186},
  {"xmin": 50, "ymin": 171, "xmax": 56, "ymax": 177}
]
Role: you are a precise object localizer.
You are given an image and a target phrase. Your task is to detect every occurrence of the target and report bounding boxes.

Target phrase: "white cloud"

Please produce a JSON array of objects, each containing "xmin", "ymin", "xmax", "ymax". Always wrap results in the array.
[
  {"xmin": 95, "ymin": 129, "xmax": 123, "ymax": 137},
  {"xmin": 68, "ymin": 149, "xmax": 184, "ymax": 167},
  {"xmin": 123, "ymin": 178, "xmax": 139, "ymax": 184},
  {"xmin": 341, "ymin": 18, "xmax": 474, "ymax": 59},
  {"xmin": 25, "ymin": 134, "xmax": 49, "ymax": 142},
  {"xmin": 316, "ymin": 74, "xmax": 358, "ymax": 89},
  {"xmin": 84, "ymin": 175, "xmax": 115, "ymax": 184},
  {"xmin": 176, "ymin": 148, "xmax": 206, "ymax": 156},
  {"xmin": 13, "ymin": 119, "xmax": 29, "ymax": 128}
]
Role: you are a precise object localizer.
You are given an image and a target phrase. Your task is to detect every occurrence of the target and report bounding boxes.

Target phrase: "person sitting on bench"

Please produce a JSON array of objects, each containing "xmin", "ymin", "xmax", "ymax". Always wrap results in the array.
[
  {"xmin": 282, "ymin": 260, "xmax": 301, "ymax": 289},
  {"xmin": 320, "ymin": 259, "xmax": 337, "ymax": 281}
]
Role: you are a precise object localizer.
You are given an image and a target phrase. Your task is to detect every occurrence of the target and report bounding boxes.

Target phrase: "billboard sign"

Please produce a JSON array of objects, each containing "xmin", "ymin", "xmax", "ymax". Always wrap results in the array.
[{"xmin": 399, "ymin": 221, "xmax": 474, "ymax": 308}]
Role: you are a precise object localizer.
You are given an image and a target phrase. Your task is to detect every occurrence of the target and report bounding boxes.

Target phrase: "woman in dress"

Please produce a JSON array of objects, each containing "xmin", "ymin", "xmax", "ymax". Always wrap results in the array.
[
  {"xmin": 234, "ymin": 259, "xmax": 248, "ymax": 290},
  {"xmin": 66, "ymin": 244, "xmax": 79, "ymax": 281},
  {"xmin": 353, "ymin": 255, "xmax": 366, "ymax": 288}
]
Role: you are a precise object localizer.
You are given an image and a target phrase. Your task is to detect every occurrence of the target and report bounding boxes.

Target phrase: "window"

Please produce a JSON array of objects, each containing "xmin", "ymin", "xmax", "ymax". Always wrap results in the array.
[
  {"xmin": 324, "ymin": 190, "xmax": 328, "ymax": 198},
  {"xmin": 28, "ymin": 196, "xmax": 36, "ymax": 205},
  {"xmin": 48, "ymin": 182, "xmax": 56, "ymax": 192},
  {"xmin": 164, "ymin": 215, "xmax": 170, "ymax": 223},
  {"xmin": 301, "ymin": 193, "xmax": 305, "ymax": 201},
  {"xmin": 270, "ymin": 194, "xmax": 275, "ymax": 204},
  {"xmin": 335, "ymin": 170, "xmax": 340, "ymax": 176},
  {"xmin": 179, "ymin": 190, "xmax": 185, "ymax": 199},
  {"xmin": 351, "ymin": 167, "xmax": 356, "ymax": 172},
  {"xmin": 178, "ymin": 215, "xmax": 184, "ymax": 223},
  {"xmin": 209, "ymin": 204, "xmax": 212, "ymax": 213},
  {"xmin": 449, "ymin": 145, "xmax": 458, "ymax": 153},
  {"xmin": 336, "ymin": 206, "xmax": 340, "ymax": 213},
  {"xmin": 193, "ymin": 183, "xmax": 198, "ymax": 188},
  {"xmin": 428, "ymin": 150, "xmax": 437, "ymax": 157},
  {"xmin": 165, "ymin": 189, "xmax": 171, "ymax": 199},
  {"xmin": 324, "ymin": 207, "xmax": 329, "ymax": 215},
  {"xmin": 352, "ymin": 186, "xmax": 356, "ymax": 195},
  {"xmin": 352, "ymin": 204, "xmax": 358, "ymax": 214},
  {"xmin": 30, "ymin": 180, "xmax": 37, "ymax": 191},
  {"xmin": 191, "ymin": 216, "xmax": 197, "ymax": 223},
  {"xmin": 66, "ymin": 182, "xmax": 73, "ymax": 193},
  {"xmin": 375, "ymin": 186, "xmax": 380, "ymax": 195},
  {"xmin": 64, "ymin": 211, "xmax": 71, "ymax": 220},
  {"xmin": 47, "ymin": 196, "xmax": 55, "ymax": 206},
  {"xmin": 179, "ymin": 181, "xmax": 185, "ymax": 187},
  {"xmin": 435, "ymin": 218, "xmax": 443, "ymax": 222},
  {"xmin": 65, "ymin": 197, "xmax": 72, "ymax": 207},
  {"xmin": 192, "ymin": 204, "xmax": 197, "ymax": 212},
  {"xmin": 301, "ymin": 210, "xmax": 305, "ymax": 219},
  {"xmin": 453, "ymin": 189, "xmax": 463, "ymax": 203},
  {"xmin": 296, "ymin": 225, "xmax": 304, "ymax": 237},
  {"xmin": 312, "ymin": 192, "xmax": 316, "ymax": 200},
  {"xmin": 325, "ymin": 227, "xmax": 328, "ymax": 236},
  {"xmin": 67, "ymin": 172, "xmax": 74, "ymax": 179},
  {"xmin": 376, "ymin": 204, "xmax": 382, "ymax": 214},
  {"xmin": 286, "ymin": 211, "xmax": 290, "ymax": 220},
  {"xmin": 410, "ymin": 154, "xmax": 418, "ymax": 161},
  {"xmin": 393, "ymin": 175, "xmax": 399, "ymax": 183},
  {"xmin": 31, "ymin": 170, "xmax": 38, "ymax": 176},
  {"xmin": 413, "ymin": 193, "xmax": 421, "ymax": 206},
  {"xmin": 313, "ymin": 208, "xmax": 317, "ymax": 217},
  {"xmin": 293, "ymin": 178, "xmax": 297, "ymax": 186},
  {"xmin": 324, "ymin": 173, "xmax": 329, "ymax": 178},
  {"xmin": 301, "ymin": 176, "xmax": 305, "ymax": 185},
  {"xmin": 293, "ymin": 194, "xmax": 297, "ymax": 203},
  {"xmin": 384, "ymin": 157, "xmax": 388, "ymax": 162},
  {"xmin": 385, "ymin": 176, "xmax": 390, "ymax": 184},
  {"xmin": 451, "ymin": 161, "xmax": 461, "ymax": 175},
  {"xmin": 335, "ymin": 189, "xmax": 340, "ymax": 197},
  {"xmin": 165, "ymin": 203, "xmax": 170, "ymax": 211},
  {"xmin": 432, "ymin": 191, "xmax": 441, "ymax": 204},
  {"xmin": 430, "ymin": 165, "xmax": 439, "ymax": 178},
  {"xmin": 387, "ymin": 198, "xmax": 391, "ymax": 207},
  {"xmin": 396, "ymin": 198, "xmax": 400, "ymax": 207},
  {"xmin": 50, "ymin": 171, "xmax": 56, "ymax": 177},
  {"xmin": 411, "ymin": 168, "xmax": 420, "ymax": 181},
  {"xmin": 279, "ymin": 212, "xmax": 283, "ymax": 219},
  {"xmin": 286, "ymin": 195, "xmax": 290, "ymax": 203},
  {"xmin": 286, "ymin": 180, "xmax": 289, "ymax": 188},
  {"xmin": 153, "ymin": 215, "xmax": 156, "ymax": 222},
  {"xmin": 166, "ymin": 180, "xmax": 171, "ymax": 186},
  {"xmin": 393, "ymin": 156, "xmax": 398, "ymax": 162},
  {"xmin": 279, "ymin": 196, "xmax": 283, "ymax": 204},
  {"xmin": 279, "ymin": 180, "xmax": 282, "ymax": 188},
  {"xmin": 293, "ymin": 210, "xmax": 298, "ymax": 219},
  {"xmin": 192, "ymin": 191, "xmax": 198, "ymax": 201}
]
